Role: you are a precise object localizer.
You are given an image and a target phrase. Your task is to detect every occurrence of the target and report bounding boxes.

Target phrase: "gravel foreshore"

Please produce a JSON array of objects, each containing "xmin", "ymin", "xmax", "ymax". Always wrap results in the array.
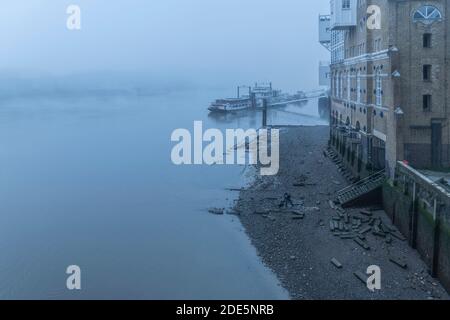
[{"xmin": 234, "ymin": 125, "xmax": 450, "ymax": 300}]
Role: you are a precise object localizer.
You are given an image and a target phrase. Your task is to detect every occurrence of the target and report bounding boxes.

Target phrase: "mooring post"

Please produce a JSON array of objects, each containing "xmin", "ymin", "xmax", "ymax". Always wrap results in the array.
[
  {"xmin": 262, "ymin": 98, "xmax": 267, "ymax": 127},
  {"xmin": 251, "ymin": 92, "xmax": 256, "ymax": 108},
  {"xmin": 431, "ymin": 199, "xmax": 441, "ymax": 278},
  {"xmin": 410, "ymin": 182, "xmax": 418, "ymax": 249}
]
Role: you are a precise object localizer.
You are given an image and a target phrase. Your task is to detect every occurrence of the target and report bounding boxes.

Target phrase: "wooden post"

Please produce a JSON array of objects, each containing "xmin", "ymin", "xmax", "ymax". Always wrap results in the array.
[
  {"xmin": 262, "ymin": 99, "xmax": 268, "ymax": 127},
  {"xmin": 431, "ymin": 199, "xmax": 441, "ymax": 278},
  {"xmin": 410, "ymin": 182, "xmax": 418, "ymax": 249}
]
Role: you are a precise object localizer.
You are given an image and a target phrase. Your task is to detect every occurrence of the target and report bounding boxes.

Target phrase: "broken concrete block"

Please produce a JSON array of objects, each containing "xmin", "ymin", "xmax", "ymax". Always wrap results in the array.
[
  {"xmin": 331, "ymin": 258, "xmax": 343, "ymax": 269},
  {"xmin": 390, "ymin": 230, "xmax": 406, "ymax": 241},
  {"xmin": 329, "ymin": 200, "xmax": 337, "ymax": 210},
  {"xmin": 330, "ymin": 221, "xmax": 335, "ymax": 231},
  {"xmin": 354, "ymin": 271, "xmax": 368, "ymax": 284},
  {"xmin": 373, "ymin": 230, "xmax": 387, "ymax": 238},
  {"xmin": 334, "ymin": 221, "xmax": 339, "ymax": 230},
  {"xmin": 354, "ymin": 238, "xmax": 370, "ymax": 250},
  {"xmin": 385, "ymin": 235, "xmax": 392, "ymax": 244},
  {"xmin": 360, "ymin": 210, "xmax": 373, "ymax": 217},
  {"xmin": 389, "ymin": 257, "xmax": 408, "ymax": 269},
  {"xmin": 359, "ymin": 226, "xmax": 372, "ymax": 235},
  {"xmin": 380, "ymin": 223, "xmax": 390, "ymax": 234},
  {"xmin": 336, "ymin": 207, "xmax": 346, "ymax": 214}
]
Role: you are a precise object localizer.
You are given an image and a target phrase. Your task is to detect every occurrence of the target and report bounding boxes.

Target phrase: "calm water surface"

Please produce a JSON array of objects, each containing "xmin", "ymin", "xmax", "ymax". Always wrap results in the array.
[{"xmin": 0, "ymin": 88, "xmax": 327, "ymax": 299}]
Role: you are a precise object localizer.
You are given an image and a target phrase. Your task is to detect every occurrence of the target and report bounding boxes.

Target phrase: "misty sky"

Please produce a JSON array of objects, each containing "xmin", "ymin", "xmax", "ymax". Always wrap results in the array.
[{"xmin": 0, "ymin": 1, "xmax": 330, "ymax": 91}]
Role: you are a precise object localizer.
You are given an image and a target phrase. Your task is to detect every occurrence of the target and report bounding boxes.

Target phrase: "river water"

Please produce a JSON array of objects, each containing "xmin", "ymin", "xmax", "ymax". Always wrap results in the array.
[{"xmin": 0, "ymin": 87, "xmax": 327, "ymax": 299}]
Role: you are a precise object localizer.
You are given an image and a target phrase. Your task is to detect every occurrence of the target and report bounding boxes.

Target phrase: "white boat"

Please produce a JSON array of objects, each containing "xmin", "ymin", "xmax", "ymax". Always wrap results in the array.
[
  {"xmin": 208, "ymin": 98, "xmax": 253, "ymax": 112},
  {"xmin": 208, "ymin": 83, "xmax": 307, "ymax": 113}
]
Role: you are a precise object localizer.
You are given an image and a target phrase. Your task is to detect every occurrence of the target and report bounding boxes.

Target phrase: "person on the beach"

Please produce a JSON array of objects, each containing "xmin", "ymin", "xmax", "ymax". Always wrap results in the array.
[{"xmin": 279, "ymin": 193, "xmax": 294, "ymax": 208}]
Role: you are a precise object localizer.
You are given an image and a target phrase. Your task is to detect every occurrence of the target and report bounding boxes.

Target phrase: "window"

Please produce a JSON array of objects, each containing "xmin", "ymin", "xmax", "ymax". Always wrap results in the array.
[
  {"xmin": 423, "ymin": 33, "xmax": 432, "ymax": 48},
  {"xmin": 342, "ymin": 0, "xmax": 351, "ymax": 10},
  {"xmin": 423, "ymin": 94, "xmax": 432, "ymax": 111},
  {"xmin": 413, "ymin": 6, "xmax": 442, "ymax": 24},
  {"xmin": 423, "ymin": 65, "xmax": 432, "ymax": 81}
]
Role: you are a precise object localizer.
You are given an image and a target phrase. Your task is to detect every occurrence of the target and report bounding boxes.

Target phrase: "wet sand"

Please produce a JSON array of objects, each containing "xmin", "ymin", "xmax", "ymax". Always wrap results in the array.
[{"xmin": 234, "ymin": 125, "xmax": 450, "ymax": 300}]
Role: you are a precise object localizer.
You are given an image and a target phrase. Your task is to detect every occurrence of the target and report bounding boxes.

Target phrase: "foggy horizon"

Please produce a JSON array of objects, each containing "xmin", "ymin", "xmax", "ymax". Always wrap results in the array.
[{"xmin": 0, "ymin": 1, "xmax": 330, "ymax": 92}]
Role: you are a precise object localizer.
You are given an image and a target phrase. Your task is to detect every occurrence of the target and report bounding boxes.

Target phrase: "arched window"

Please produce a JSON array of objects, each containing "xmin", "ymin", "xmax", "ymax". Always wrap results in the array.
[
  {"xmin": 355, "ymin": 121, "xmax": 361, "ymax": 131},
  {"xmin": 413, "ymin": 6, "xmax": 442, "ymax": 24},
  {"xmin": 346, "ymin": 116, "xmax": 350, "ymax": 126}
]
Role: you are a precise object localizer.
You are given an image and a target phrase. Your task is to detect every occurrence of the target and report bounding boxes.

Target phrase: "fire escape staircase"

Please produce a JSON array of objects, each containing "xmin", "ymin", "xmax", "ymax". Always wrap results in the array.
[{"xmin": 336, "ymin": 170, "xmax": 386, "ymax": 207}]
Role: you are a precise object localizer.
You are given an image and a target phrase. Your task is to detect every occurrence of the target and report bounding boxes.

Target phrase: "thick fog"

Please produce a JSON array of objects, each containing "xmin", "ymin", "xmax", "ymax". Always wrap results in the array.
[{"xmin": 0, "ymin": 0, "xmax": 329, "ymax": 93}]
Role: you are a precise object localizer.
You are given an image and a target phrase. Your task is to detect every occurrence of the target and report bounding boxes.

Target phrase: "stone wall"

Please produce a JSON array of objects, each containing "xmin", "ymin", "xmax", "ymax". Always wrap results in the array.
[{"xmin": 382, "ymin": 161, "xmax": 450, "ymax": 292}]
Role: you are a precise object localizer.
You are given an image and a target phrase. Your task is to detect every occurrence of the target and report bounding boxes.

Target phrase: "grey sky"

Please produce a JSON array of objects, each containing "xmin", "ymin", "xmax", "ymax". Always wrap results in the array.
[{"xmin": 0, "ymin": 0, "xmax": 330, "ymax": 91}]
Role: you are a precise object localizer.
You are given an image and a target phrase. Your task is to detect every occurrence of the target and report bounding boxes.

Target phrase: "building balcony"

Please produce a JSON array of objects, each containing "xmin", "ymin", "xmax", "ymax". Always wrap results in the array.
[
  {"xmin": 319, "ymin": 15, "xmax": 331, "ymax": 44},
  {"xmin": 330, "ymin": 0, "xmax": 357, "ymax": 30}
]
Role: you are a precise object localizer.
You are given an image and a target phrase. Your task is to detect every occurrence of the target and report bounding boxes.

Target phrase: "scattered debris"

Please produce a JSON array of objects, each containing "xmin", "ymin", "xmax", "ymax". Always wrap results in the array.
[
  {"xmin": 254, "ymin": 209, "xmax": 271, "ymax": 215},
  {"xmin": 331, "ymin": 258, "xmax": 343, "ymax": 269},
  {"xmin": 329, "ymin": 200, "xmax": 337, "ymax": 210},
  {"xmin": 360, "ymin": 209, "xmax": 373, "ymax": 217},
  {"xmin": 359, "ymin": 226, "xmax": 372, "ymax": 235},
  {"xmin": 208, "ymin": 208, "xmax": 225, "ymax": 215},
  {"xmin": 226, "ymin": 210, "xmax": 241, "ymax": 216},
  {"xmin": 354, "ymin": 271, "xmax": 368, "ymax": 284},
  {"xmin": 390, "ymin": 230, "xmax": 407, "ymax": 241},
  {"xmin": 354, "ymin": 238, "xmax": 370, "ymax": 250},
  {"xmin": 389, "ymin": 256, "xmax": 408, "ymax": 269},
  {"xmin": 226, "ymin": 188, "xmax": 244, "ymax": 192}
]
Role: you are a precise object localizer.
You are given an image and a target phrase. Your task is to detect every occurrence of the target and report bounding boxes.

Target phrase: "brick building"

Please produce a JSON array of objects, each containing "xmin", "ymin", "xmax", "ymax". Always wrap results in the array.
[{"xmin": 321, "ymin": 0, "xmax": 450, "ymax": 178}]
